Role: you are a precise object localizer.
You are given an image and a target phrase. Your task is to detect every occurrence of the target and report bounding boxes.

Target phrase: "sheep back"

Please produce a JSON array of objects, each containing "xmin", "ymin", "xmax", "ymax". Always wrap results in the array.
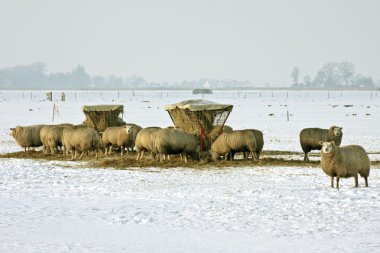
[
  {"xmin": 211, "ymin": 130, "xmax": 257, "ymax": 159},
  {"xmin": 102, "ymin": 126, "xmax": 128, "ymax": 147},
  {"xmin": 62, "ymin": 127, "xmax": 100, "ymax": 152},
  {"xmin": 135, "ymin": 127, "xmax": 162, "ymax": 153},
  {"xmin": 154, "ymin": 128, "xmax": 200, "ymax": 156}
]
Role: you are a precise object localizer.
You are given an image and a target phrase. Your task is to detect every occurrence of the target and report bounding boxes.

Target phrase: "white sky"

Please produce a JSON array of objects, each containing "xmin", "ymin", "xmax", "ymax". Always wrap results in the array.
[{"xmin": 0, "ymin": 0, "xmax": 379, "ymax": 85}]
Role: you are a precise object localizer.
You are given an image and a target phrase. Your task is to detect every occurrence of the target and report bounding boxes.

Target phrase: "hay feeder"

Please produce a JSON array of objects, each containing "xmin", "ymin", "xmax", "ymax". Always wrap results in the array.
[
  {"xmin": 165, "ymin": 99, "xmax": 233, "ymax": 151},
  {"xmin": 82, "ymin": 105, "xmax": 125, "ymax": 132}
]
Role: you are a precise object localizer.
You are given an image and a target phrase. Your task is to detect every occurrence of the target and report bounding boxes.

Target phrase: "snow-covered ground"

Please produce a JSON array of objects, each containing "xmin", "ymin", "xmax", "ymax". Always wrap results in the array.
[{"xmin": 0, "ymin": 90, "xmax": 380, "ymax": 252}]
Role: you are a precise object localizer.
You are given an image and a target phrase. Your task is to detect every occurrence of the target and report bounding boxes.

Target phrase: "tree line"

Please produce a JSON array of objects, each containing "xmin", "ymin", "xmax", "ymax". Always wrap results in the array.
[
  {"xmin": 291, "ymin": 61, "xmax": 374, "ymax": 88},
  {"xmin": 0, "ymin": 61, "xmax": 376, "ymax": 89},
  {"xmin": 0, "ymin": 62, "xmax": 251, "ymax": 90}
]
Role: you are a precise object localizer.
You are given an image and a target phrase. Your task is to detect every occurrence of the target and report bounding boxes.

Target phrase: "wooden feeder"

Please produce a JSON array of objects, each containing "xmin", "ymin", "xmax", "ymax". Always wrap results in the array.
[
  {"xmin": 82, "ymin": 105, "xmax": 125, "ymax": 132},
  {"xmin": 165, "ymin": 99, "xmax": 233, "ymax": 151}
]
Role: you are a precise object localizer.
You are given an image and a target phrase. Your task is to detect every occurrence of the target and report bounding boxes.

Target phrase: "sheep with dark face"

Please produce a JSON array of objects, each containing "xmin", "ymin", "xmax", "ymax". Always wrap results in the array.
[
  {"xmin": 10, "ymin": 125, "xmax": 45, "ymax": 151},
  {"xmin": 320, "ymin": 141, "xmax": 370, "ymax": 189},
  {"xmin": 62, "ymin": 127, "xmax": 100, "ymax": 160},
  {"xmin": 134, "ymin": 127, "xmax": 162, "ymax": 160},
  {"xmin": 153, "ymin": 128, "xmax": 200, "ymax": 163},
  {"xmin": 211, "ymin": 130, "xmax": 257, "ymax": 161},
  {"xmin": 101, "ymin": 124, "xmax": 142, "ymax": 155},
  {"xmin": 300, "ymin": 126, "xmax": 343, "ymax": 161}
]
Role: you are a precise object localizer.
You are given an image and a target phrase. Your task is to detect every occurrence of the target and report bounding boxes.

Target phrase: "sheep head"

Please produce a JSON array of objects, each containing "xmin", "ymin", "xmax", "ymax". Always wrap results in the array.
[
  {"xmin": 331, "ymin": 126, "xmax": 342, "ymax": 137},
  {"xmin": 124, "ymin": 125, "xmax": 134, "ymax": 134},
  {"xmin": 319, "ymin": 141, "xmax": 336, "ymax": 154}
]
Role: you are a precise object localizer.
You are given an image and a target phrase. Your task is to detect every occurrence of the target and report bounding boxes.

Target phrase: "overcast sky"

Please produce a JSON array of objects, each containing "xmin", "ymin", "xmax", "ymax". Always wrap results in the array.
[{"xmin": 0, "ymin": 0, "xmax": 379, "ymax": 85}]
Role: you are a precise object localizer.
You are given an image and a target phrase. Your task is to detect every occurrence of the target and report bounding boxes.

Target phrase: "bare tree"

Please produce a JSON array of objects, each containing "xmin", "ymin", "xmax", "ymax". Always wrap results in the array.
[
  {"xmin": 338, "ymin": 61, "xmax": 355, "ymax": 86},
  {"xmin": 291, "ymin": 67, "xmax": 300, "ymax": 86},
  {"xmin": 303, "ymin": 75, "xmax": 311, "ymax": 86}
]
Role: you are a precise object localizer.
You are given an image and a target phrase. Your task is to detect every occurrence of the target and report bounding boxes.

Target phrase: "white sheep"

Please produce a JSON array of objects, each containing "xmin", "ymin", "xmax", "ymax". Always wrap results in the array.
[
  {"xmin": 134, "ymin": 127, "xmax": 162, "ymax": 160},
  {"xmin": 10, "ymin": 125, "xmax": 45, "ymax": 151},
  {"xmin": 153, "ymin": 128, "xmax": 200, "ymax": 163},
  {"xmin": 101, "ymin": 124, "xmax": 142, "ymax": 155},
  {"xmin": 211, "ymin": 130, "xmax": 257, "ymax": 161},
  {"xmin": 62, "ymin": 127, "xmax": 100, "ymax": 160},
  {"xmin": 320, "ymin": 141, "xmax": 370, "ymax": 189}
]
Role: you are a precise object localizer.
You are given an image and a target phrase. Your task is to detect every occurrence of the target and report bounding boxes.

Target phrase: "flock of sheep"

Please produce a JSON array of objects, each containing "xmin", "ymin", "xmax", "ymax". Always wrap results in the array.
[{"xmin": 9, "ymin": 124, "xmax": 370, "ymax": 189}]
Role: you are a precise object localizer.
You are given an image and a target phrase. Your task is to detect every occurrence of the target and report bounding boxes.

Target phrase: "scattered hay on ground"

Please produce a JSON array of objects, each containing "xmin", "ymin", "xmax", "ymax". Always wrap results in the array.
[{"xmin": 1, "ymin": 150, "xmax": 379, "ymax": 170}]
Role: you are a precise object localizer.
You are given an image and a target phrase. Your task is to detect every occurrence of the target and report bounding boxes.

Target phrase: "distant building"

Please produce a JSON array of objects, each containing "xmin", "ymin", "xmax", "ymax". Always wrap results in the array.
[{"xmin": 192, "ymin": 88, "xmax": 213, "ymax": 94}]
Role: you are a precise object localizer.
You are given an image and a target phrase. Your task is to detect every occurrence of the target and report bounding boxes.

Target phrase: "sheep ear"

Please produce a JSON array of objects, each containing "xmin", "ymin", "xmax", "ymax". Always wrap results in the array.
[
  {"xmin": 319, "ymin": 141, "xmax": 324, "ymax": 145},
  {"xmin": 340, "ymin": 127, "xmax": 343, "ymax": 130},
  {"xmin": 10, "ymin": 128, "xmax": 15, "ymax": 131}
]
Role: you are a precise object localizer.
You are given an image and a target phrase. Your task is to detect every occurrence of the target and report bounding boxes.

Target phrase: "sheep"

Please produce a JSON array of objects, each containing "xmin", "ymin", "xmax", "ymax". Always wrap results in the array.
[
  {"xmin": 46, "ymin": 125, "xmax": 74, "ymax": 154},
  {"xmin": 300, "ymin": 126, "xmax": 343, "ymax": 161},
  {"xmin": 101, "ymin": 124, "xmax": 142, "ymax": 155},
  {"xmin": 153, "ymin": 128, "xmax": 200, "ymax": 163},
  {"xmin": 62, "ymin": 127, "xmax": 100, "ymax": 160},
  {"xmin": 319, "ymin": 141, "xmax": 370, "ymax": 189},
  {"xmin": 10, "ymin": 124, "xmax": 45, "ymax": 151},
  {"xmin": 243, "ymin": 129, "xmax": 264, "ymax": 159},
  {"xmin": 134, "ymin": 127, "xmax": 162, "ymax": 160},
  {"xmin": 211, "ymin": 130, "xmax": 257, "ymax": 161},
  {"xmin": 40, "ymin": 124, "xmax": 73, "ymax": 154}
]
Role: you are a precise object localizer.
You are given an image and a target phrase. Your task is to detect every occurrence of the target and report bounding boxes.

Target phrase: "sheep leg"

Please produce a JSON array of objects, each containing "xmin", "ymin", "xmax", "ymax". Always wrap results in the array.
[
  {"xmin": 79, "ymin": 150, "xmax": 85, "ymax": 160},
  {"xmin": 95, "ymin": 149, "xmax": 98, "ymax": 159},
  {"xmin": 304, "ymin": 153, "xmax": 309, "ymax": 162},
  {"xmin": 159, "ymin": 153, "xmax": 164, "ymax": 162},
  {"xmin": 73, "ymin": 150, "xmax": 77, "ymax": 160},
  {"xmin": 330, "ymin": 177, "xmax": 334, "ymax": 188},
  {"xmin": 104, "ymin": 146, "xmax": 108, "ymax": 155},
  {"xmin": 180, "ymin": 153, "xmax": 183, "ymax": 161},
  {"xmin": 354, "ymin": 174, "xmax": 359, "ymax": 188},
  {"xmin": 140, "ymin": 150, "xmax": 145, "ymax": 160},
  {"xmin": 120, "ymin": 146, "xmax": 124, "ymax": 156},
  {"xmin": 336, "ymin": 177, "xmax": 340, "ymax": 189},
  {"xmin": 229, "ymin": 152, "xmax": 234, "ymax": 161},
  {"xmin": 364, "ymin": 177, "xmax": 368, "ymax": 187},
  {"xmin": 108, "ymin": 146, "xmax": 113, "ymax": 156},
  {"xmin": 252, "ymin": 152, "xmax": 257, "ymax": 161},
  {"xmin": 183, "ymin": 153, "xmax": 187, "ymax": 163}
]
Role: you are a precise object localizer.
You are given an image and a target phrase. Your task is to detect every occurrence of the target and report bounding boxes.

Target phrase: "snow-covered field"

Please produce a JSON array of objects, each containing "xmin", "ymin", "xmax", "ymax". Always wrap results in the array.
[{"xmin": 1, "ymin": 90, "xmax": 380, "ymax": 252}]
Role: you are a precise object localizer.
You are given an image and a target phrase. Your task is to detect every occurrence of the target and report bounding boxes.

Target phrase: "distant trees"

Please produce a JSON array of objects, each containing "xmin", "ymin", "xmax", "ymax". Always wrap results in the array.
[
  {"xmin": 292, "ymin": 61, "xmax": 374, "ymax": 88},
  {"xmin": 0, "ymin": 62, "xmax": 94, "ymax": 89}
]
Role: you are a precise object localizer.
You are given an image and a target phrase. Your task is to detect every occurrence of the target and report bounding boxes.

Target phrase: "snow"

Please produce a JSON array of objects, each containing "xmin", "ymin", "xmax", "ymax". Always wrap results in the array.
[{"xmin": 0, "ymin": 90, "xmax": 380, "ymax": 252}]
